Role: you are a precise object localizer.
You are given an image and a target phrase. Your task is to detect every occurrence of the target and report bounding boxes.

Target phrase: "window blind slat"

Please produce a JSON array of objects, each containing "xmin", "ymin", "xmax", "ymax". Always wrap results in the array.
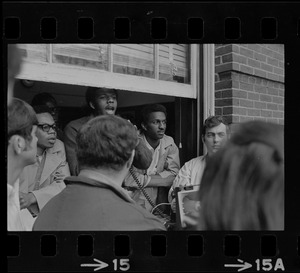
[
  {"xmin": 18, "ymin": 44, "xmax": 47, "ymax": 62},
  {"xmin": 19, "ymin": 43, "xmax": 191, "ymax": 86}
]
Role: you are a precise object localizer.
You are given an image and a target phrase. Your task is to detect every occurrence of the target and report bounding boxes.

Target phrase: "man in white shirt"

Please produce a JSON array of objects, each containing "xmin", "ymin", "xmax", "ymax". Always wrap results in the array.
[
  {"xmin": 168, "ymin": 116, "xmax": 230, "ymax": 211},
  {"xmin": 7, "ymin": 98, "xmax": 38, "ymax": 231},
  {"xmin": 123, "ymin": 104, "xmax": 180, "ymax": 213}
]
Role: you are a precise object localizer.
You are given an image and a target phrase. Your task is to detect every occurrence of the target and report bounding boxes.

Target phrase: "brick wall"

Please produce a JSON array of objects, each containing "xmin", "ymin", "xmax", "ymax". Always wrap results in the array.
[{"xmin": 215, "ymin": 44, "xmax": 284, "ymax": 129}]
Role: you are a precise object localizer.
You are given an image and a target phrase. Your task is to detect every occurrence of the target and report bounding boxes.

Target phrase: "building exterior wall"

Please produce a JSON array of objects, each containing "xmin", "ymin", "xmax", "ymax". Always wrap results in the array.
[{"xmin": 214, "ymin": 44, "xmax": 284, "ymax": 130}]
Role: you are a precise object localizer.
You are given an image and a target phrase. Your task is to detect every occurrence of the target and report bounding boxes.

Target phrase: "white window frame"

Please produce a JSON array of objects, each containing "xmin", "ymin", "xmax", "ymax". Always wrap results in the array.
[
  {"xmin": 197, "ymin": 44, "xmax": 215, "ymax": 156},
  {"xmin": 16, "ymin": 44, "xmax": 198, "ymax": 99},
  {"xmin": 203, "ymin": 44, "xmax": 215, "ymax": 119}
]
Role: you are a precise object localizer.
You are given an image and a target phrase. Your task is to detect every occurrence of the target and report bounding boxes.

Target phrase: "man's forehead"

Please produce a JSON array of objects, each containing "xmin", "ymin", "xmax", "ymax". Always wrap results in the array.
[
  {"xmin": 95, "ymin": 88, "xmax": 116, "ymax": 96},
  {"xmin": 45, "ymin": 101, "xmax": 56, "ymax": 108},
  {"xmin": 206, "ymin": 123, "xmax": 227, "ymax": 133},
  {"xmin": 149, "ymin": 111, "xmax": 166, "ymax": 120},
  {"xmin": 37, "ymin": 112, "xmax": 54, "ymax": 123}
]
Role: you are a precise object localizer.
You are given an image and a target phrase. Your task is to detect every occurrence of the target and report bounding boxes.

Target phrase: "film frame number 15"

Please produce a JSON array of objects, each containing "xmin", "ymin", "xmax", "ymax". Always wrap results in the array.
[{"xmin": 112, "ymin": 259, "xmax": 130, "ymax": 271}]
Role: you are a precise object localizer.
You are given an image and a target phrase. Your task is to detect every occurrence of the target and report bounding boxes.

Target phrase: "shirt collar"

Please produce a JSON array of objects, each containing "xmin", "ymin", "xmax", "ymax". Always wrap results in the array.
[
  {"xmin": 76, "ymin": 169, "xmax": 135, "ymax": 204},
  {"xmin": 36, "ymin": 150, "xmax": 47, "ymax": 163},
  {"xmin": 142, "ymin": 134, "xmax": 161, "ymax": 152}
]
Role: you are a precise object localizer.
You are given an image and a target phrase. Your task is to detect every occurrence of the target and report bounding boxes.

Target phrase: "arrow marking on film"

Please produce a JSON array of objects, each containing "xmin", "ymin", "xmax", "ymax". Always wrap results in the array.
[
  {"xmin": 224, "ymin": 259, "xmax": 252, "ymax": 272},
  {"xmin": 81, "ymin": 258, "xmax": 109, "ymax": 271}
]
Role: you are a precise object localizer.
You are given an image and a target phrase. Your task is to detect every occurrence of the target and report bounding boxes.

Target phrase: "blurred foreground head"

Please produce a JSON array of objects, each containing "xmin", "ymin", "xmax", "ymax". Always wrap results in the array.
[
  {"xmin": 7, "ymin": 44, "xmax": 22, "ymax": 105},
  {"xmin": 7, "ymin": 98, "xmax": 38, "ymax": 185},
  {"xmin": 198, "ymin": 121, "xmax": 284, "ymax": 230},
  {"xmin": 76, "ymin": 115, "xmax": 138, "ymax": 172}
]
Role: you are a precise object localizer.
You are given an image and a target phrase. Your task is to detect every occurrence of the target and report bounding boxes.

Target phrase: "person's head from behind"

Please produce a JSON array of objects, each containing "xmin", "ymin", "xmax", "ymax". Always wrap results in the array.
[
  {"xmin": 33, "ymin": 105, "xmax": 57, "ymax": 153},
  {"xmin": 198, "ymin": 121, "xmax": 284, "ymax": 230},
  {"xmin": 140, "ymin": 104, "xmax": 167, "ymax": 141},
  {"xmin": 76, "ymin": 115, "xmax": 138, "ymax": 174},
  {"xmin": 7, "ymin": 98, "xmax": 38, "ymax": 184},
  {"xmin": 202, "ymin": 115, "xmax": 229, "ymax": 156},
  {"xmin": 85, "ymin": 87, "xmax": 118, "ymax": 116},
  {"xmin": 31, "ymin": 92, "xmax": 58, "ymax": 123},
  {"xmin": 7, "ymin": 44, "xmax": 22, "ymax": 105}
]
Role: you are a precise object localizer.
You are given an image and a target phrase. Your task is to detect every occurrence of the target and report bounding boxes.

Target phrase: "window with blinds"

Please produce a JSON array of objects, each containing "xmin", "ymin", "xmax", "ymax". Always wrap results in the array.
[
  {"xmin": 18, "ymin": 44, "xmax": 190, "ymax": 82},
  {"xmin": 113, "ymin": 44, "xmax": 155, "ymax": 79},
  {"xmin": 52, "ymin": 44, "xmax": 109, "ymax": 71},
  {"xmin": 15, "ymin": 43, "xmax": 197, "ymax": 98},
  {"xmin": 18, "ymin": 44, "xmax": 49, "ymax": 63},
  {"xmin": 159, "ymin": 44, "xmax": 190, "ymax": 84}
]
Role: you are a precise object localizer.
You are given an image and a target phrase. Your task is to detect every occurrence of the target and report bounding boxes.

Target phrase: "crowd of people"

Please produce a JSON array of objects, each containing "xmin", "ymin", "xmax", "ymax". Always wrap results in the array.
[{"xmin": 7, "ymin": 44, "xmax": 284, "ymax": 231}]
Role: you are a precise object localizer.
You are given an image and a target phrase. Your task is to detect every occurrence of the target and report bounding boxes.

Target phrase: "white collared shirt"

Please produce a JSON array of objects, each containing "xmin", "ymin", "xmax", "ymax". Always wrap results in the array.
[
  {"xmin": 143, "ymin": 135, "xmax": 161, "ymax": 175},
  {"xmin": 168, "ymin": 155, "xmax": 207, "ymax": 202},
  {"xmin": 142, "ymin": 135, "xmax": 161, "ymax": 187}
]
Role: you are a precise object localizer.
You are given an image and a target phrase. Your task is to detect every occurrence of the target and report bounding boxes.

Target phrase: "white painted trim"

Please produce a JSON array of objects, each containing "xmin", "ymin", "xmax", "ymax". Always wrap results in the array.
[
  {"xmin": 199, "ymin": 44, "xmax": 215, "ymax": 156},
  {"xmin": 108, "ymin": 44, "xmax": 113, "ymax": 72},
  {"xmin": 196, "ymin": 45, "xmax": 201, "ymax": 156},
  {"xmin": 203, "ymin": 44, "xmax": 215, "ymax": 120},
  {"xmin": 190, "ymin": 44, "xmax": 198, "ymax": 99},
  {"xmin": 154, "ymin": 44, "xmax": 159, "ymax": 79},
  {"xmin": 16, "ymin": 60, "xmax": 196, "ymax": 98},
  {"xmin": 48, "ymin": 44, "xmax": 52, "ymax": 63}
]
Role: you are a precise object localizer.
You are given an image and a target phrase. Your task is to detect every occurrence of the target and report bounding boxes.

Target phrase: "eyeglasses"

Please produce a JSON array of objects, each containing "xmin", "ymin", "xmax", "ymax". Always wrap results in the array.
[{"xmin": 37, "ymin": 123, "xmax": 57, "ymax": 132}]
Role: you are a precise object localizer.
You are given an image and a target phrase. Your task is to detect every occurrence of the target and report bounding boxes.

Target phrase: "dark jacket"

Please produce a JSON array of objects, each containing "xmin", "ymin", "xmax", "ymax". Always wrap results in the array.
[
  {"xmin": 64, "ymin": 116, "xmax": 92, "ymax": 176},
  {"xmin": 64, "ymin": 115, "xmax": 152, "ymax": 176},
  {"xmin": 33, "ymin": 173, "xmax": 166, "ymax": 231}
]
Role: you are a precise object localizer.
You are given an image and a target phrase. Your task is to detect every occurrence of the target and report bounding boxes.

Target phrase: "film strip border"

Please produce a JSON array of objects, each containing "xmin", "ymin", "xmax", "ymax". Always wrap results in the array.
[
  {"xmin": 7, "ymin": 232, "xmax": 300, "ymax": 271},
  {"xmin": 2, "ymin": 2, "xmax": 300, "ymax": 42},
  {"xmin": 4, "ymin": 16, "xmax": 300, "ymax": 41},
  {"xmin": 4, "ymin": 2, "xmax": 300, "ymax": 272}
]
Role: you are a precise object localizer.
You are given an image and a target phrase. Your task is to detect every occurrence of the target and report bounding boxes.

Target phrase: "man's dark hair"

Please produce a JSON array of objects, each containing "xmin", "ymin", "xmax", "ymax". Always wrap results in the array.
[
  {"xmin": 85, "ymin": 87, "xmax": 118, "ymax": 110},
  {"xmin": 8, "ymin": 98, "xmax": 38, "ymax": 144},
  {"xmin": 141, "ymin": 104, "xmax": 167, "ymax": 125},
  {"xmin": 76, "ymin": 115, "xmax": 138, "ymax": 171},
  {"xmin": 31, "ymin": 92, "xmax": 57, "ymax": 107},
  {"xmin": 202, "ymin": 115, "xmax": 229, "ymax": 136},
  {"xmin": 32, "ymin": 105, "xmax": 53, "ymax": 115}
]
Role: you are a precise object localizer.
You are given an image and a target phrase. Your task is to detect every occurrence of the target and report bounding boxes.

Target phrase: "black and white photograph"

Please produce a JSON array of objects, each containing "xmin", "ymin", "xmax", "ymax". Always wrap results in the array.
[
  {"xmin": 7, "ymin": 43, "xmax": 284, "ymax": 232},
  {"xmin": 6, "ymin": 2, "xmax": 300, "ymax": 272}
]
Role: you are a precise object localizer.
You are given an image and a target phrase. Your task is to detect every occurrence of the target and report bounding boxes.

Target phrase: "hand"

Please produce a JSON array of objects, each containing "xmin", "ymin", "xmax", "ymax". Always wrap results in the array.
[
  {"xmin": 53, "ymin": 171, "xmax": 65, "ymax": 182},
  {"xmin": 181, "ymin": 214, "xmax": 199, "ymax": 229},
  {"xmin": 164, "ymin": 161, "xmax": 168, "ymax": 169},
  {"xmin": 19, "ymin": 192, "xmax": 37, "ymax": 210},
  {"xmin": 182, "ymin": 198, "xmax": 201, "ymax": 217},
  {"xmin": 171, "ymin": 198, "xmax": 177, "ymax": 213}
]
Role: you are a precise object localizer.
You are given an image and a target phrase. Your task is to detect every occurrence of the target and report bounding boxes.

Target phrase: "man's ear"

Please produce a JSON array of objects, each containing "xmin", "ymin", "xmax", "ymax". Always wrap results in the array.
[
  {"xmin": 201, "ymin": 135, "xmax": 205, "ymax": 144},
  {"xmin": 11, "ymin": 135, "xmax": 26, "ymax": 155},
  {"xmin": 89, "ymin": 101, "xmax": 95, "ymax": 110},
  {"xmin": 141, "ymin": 123, "xmax": 147, "ymax": 131},
  {"xmin": 127, "ymin": 149, "xmax": 135, "ymax": 168}
]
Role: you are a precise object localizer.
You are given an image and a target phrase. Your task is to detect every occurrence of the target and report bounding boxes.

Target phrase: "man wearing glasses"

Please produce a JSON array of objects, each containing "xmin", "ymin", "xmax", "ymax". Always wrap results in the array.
[
  {"xmin": 168, "ymin": 116, "xmax": 230, "ymax": 212},
  {"xmin": 31, "ymin": 92, "xmax": 64, "ymax": 140},
  {"xmin": 18, "ymin": 105, "xmax": 70, "ymax": 230}
]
